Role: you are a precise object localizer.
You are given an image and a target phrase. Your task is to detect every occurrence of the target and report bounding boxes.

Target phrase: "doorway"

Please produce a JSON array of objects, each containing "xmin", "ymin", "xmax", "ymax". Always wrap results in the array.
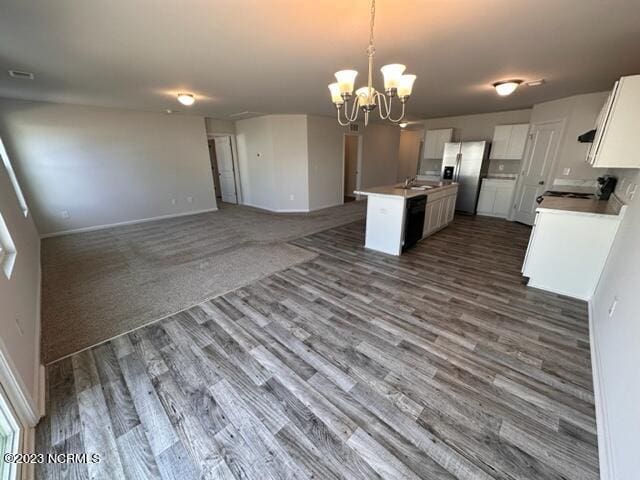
[
  {"xmin": 208, "ymin": 136, "xmax": 238, "ymax": 204},
  {"xmin": 512, "ymin": 119, "xmax": 565, "ymax": 225},
  {"xmin": 343, "ymin": 134, "xmax": 361, "ymax": 202}
]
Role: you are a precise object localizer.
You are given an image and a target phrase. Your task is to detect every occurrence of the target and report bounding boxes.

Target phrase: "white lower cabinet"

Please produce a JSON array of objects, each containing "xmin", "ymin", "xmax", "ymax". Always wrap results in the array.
[
  {"xmin": 423, "ymin": 185, "xmax": 458, "ymax": 237},
  {"xmin": 477, "ymin": 179, "xmax": 515, "ymax": 218}
]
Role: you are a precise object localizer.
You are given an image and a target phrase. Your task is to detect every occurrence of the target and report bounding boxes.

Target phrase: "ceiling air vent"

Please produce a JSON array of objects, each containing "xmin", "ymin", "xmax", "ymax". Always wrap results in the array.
[
  {"xmin": 349, "ymin": 123, "xmax": 359, "ymax": 133},
  {"xmin": 8, "ymin": 70, "xmax": 34, "ymax": 80}
]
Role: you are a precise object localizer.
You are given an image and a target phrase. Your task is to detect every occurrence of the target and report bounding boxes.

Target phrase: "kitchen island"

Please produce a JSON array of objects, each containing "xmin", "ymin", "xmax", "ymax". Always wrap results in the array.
[{"xmin": 355, "ymin": 181, "xmax": 458, "ymax": 255}]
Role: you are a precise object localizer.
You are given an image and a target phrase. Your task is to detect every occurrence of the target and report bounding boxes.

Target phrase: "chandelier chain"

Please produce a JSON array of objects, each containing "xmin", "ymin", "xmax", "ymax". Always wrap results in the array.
[{"xmin": 369, "ymin": 0, "xmax": 376, "ymax": 49}]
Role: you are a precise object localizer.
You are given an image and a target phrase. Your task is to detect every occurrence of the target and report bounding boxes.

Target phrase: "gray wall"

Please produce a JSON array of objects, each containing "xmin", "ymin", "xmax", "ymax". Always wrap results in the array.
[
  {"xmin": 307, "ymin": 115, "xmax": 344, "ymax": 210},
  {"xmin": 0, "ymin": 99, "xmax": 217, "ymax": 236},
  {"xmin": 235, "ymin": 115, "xmax": 310, "ymax": 212},
  {"xmin": 529, "ymin": 91, "xmax": 609, "ymax": 182},
  {"xmin": 0, "ymin": 142, "xmax": 42, "ymax": 419},
  {"xmin": 360, "ymin": 123, "xmax": 401, "ymax": 189},
  {"xmin": 591, "ymin": 168, "xmax": 640, "ymax": 479},
  {"xmin": 398, "ymin": 130, "xmax": 423, "ymax": 181}
]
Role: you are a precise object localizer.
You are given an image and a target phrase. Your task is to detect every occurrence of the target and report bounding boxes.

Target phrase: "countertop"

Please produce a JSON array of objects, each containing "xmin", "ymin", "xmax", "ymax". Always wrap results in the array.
[
  {"xmin": 355, "ymin": 181, "xmax": 458, "ymax": 199},
  {"xmin": 537, "ymin": 195, "xmax": 623, "ymax": 216}
]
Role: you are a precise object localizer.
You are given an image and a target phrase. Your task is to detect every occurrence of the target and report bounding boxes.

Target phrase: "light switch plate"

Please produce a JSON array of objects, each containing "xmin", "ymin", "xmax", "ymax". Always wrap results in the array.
[{"xmin": 563, "ymin": 167, "xmax": 571, "ymax": 176}]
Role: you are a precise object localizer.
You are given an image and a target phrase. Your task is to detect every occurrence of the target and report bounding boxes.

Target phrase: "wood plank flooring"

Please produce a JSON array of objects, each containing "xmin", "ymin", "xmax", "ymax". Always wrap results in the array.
[{"xmin": 36, "ymin": 215, "xmax": 599, "ymax": 479}]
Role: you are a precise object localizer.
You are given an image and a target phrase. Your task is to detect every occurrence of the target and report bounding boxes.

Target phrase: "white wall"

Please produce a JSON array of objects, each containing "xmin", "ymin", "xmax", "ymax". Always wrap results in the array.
[
  {"xmin": 235, "ymin": 115, "xmax": 309, "ymax": 212},
  {"xmin": 590, "ymin": 169, "xmax": 640, "ymax": 480},
  {"xmin": 307, "ymin": 115, "xmax": 344, "ymax": 210},
  {"xmin": 0, "ymin": 147, "xmax": 42, "ymax": 427},
  {"xmin": 397, "ymin": 129, "xmax": 423, "ymax": 181},
  {"xmin": 360, "ymin": 123, "xmax": 401, "ymax": 189},
  {"xmin": 529, "ymin": 91, "xmax": 608, "ymax": 181},
  {"xmin": 0, "ymin": 99, "xmax": 217, "ymax": 236}
]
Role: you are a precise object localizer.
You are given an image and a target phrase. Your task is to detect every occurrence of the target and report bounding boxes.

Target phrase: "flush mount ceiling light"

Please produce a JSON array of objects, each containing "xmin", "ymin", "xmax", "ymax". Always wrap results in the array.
[
  {"xmin": 328, "ymin": 0, "xmax": 417, "ymax": 127},
  {"xmin": 493, "ymin": 80, "xmax": 522, "ymax": 96},
  {"xmin": 399, "ymin": 122, "xmax": 408, "ymax": 128},
  {"xmin": 177, "ymin": 93, "xmax": 195, "ymax": 106}
]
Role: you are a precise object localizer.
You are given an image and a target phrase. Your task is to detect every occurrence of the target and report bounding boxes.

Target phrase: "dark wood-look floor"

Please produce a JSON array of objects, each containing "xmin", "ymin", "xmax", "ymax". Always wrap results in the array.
[{"xmin": 36, "ymin": 216, "xmax": 599, "ymax": 480}]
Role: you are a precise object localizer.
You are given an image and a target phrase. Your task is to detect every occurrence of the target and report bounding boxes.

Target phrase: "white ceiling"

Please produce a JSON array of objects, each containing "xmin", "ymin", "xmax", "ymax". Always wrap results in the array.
[{"xmin": 1, "ymin": 0, "xmax": 639, "ymax": 120}]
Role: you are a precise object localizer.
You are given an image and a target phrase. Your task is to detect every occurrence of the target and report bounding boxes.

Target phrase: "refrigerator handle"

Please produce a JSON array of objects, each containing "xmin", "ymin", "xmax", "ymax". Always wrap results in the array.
[{"xmin": 455, "ymin": 153, "xmax": 462, "ymax": 181}]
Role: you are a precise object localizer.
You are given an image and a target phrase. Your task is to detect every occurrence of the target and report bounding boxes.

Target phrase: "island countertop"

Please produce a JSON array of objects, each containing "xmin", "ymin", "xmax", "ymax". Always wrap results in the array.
[{"xmin": 355, "ymin": 181, "xmax": 458, "ymax": 199}]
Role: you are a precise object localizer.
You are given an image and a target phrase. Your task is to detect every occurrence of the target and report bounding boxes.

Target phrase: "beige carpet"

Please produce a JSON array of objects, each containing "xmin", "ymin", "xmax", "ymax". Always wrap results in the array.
[{"xmin": 41, "ymin": 201, "xmax": 366, "ymax": 363}]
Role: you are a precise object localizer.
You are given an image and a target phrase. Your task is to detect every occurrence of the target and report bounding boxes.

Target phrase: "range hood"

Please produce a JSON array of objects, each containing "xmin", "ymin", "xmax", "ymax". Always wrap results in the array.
[{"xmin": 578, "ymin": 129, "xmax": 596, "ymax": 143}]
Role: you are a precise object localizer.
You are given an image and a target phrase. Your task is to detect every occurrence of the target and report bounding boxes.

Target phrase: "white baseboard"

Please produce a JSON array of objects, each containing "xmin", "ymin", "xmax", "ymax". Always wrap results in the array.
[
  {"xmin": 526, "ymin": 280, "xmax": 590, "ymax": 301},
  {"xmin": 40, "ymin": 207, "xmax": 219, "ymax": 238},
  {"xmin": 588, "ymin": 301, "xmax": 616, "ymax": 480}
]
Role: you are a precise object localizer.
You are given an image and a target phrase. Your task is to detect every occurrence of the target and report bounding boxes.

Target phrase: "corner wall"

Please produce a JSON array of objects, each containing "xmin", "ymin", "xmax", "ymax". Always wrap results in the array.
[
  {"xmin": 0, "ymin": 98, "xmax": 217, "ymax": 236},
  {"xmin": 0, "ymin": 148, "xmax": 42, "ymax": 427}
]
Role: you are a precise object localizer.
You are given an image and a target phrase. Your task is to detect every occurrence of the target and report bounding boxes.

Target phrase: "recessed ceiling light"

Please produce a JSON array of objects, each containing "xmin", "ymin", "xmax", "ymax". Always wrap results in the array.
[
  {"xmin": 8, "ymin": 70, "xmax": 34, "ymax": 80},
  {"xmin": 492, "ymin": 80, "xmax": 522, "ymax": 96},
  {"xmin": 177, "ymin": 93, "xmax": 195, "ymax": 106},
  {"xmin": 525, "ymin": 79, "xmax": 545, "ymax": 87}
]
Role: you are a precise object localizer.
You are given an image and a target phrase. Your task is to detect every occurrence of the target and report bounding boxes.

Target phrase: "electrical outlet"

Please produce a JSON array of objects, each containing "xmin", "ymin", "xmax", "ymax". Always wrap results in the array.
[
  {"xmin": 563, "ymin": 167, "xmax": 571, "ymax": 176},
  {"xmin": 61, "ymin": 210, "xmax": 70, "ymax": 219},
  {"xmin": 608, "ymin": 297, "xmax": 618, "ymax": 317},
  {"xmin": 498, "ymin": 164, "xmax": 505, "ymax": 171},
  {"xmin": 627, "ymin": 183, "xmax": 637, "ymax": 201},
  {"xmin": 187, "ymin": 196, "xmax": 193, "ymax": 203},
  {"xmin": 171, "ymin": 198, "xmax": 177, "ymax": 205},
  {"xmin": 289, "ymin": 194, "xmax": 294, "ymax": 201}
]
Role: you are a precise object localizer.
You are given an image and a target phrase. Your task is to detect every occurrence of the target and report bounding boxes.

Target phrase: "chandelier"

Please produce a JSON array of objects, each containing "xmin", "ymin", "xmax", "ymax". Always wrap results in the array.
[{"xmin": 328, "ymin": 0, "xmax": 417, "ymax": 127}]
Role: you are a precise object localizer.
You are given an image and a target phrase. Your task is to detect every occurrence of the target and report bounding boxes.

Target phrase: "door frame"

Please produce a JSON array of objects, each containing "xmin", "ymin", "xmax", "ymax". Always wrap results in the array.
[
  {"xmin": 342, "ymin": 133, "xmax": 364, "ymax": 202},
  {"xmin": 207, "ymin": 133, "xmax": 242, "ymax": 205},
  {"xmin": 508, "ymin": 118, "xmax": 566, "ymax": 222}
]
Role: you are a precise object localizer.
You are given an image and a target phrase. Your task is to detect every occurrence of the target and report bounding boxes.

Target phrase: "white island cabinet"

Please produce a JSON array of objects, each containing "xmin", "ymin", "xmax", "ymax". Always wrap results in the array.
[{"xmin": 355, "ymin": 182, "xmax": 458, "ymax": 256}]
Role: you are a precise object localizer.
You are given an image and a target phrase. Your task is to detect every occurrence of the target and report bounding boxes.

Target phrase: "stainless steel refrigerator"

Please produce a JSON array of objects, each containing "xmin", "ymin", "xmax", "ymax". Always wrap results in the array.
[{"xmin": 441, "ymin": 141, "xmax": 490, "ymax": 214}]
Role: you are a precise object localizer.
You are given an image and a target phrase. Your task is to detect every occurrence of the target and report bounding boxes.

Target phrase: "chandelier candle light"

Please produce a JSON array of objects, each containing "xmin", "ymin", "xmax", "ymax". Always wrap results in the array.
[{"xmin": 328, "ymin": 0, "xmax": 416, "ymax": 126}]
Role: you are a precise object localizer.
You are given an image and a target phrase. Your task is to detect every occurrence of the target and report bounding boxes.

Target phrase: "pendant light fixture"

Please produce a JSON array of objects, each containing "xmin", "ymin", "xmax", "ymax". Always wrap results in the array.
[{"xmin": 328, "ymin": 0, "xmax": 417, "ymax": 126}]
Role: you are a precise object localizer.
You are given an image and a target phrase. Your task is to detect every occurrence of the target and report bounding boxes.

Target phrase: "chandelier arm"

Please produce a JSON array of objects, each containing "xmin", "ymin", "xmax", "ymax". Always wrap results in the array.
[
  {"xmin": 346, "ymin": 96, "xmax": 361, "ymax": 123},
  {"xmin": 388, "ymin": 101, "xmax": 407, "ymax": 123},
  {"xmin": 336, "ymin": 106, "xmax": 351, "ymax": 127},
  {"xmin": 376, "ymin": 92, "xmax": 391, "ymax": 120}
]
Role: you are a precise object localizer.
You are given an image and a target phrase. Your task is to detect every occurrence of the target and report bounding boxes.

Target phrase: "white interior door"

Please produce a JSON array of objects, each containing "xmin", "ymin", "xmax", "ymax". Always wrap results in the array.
[
  {"xmin": 513, "ymin": 120, "xmax": 564, "ymax": 225},
  {"xmin": 214, "ymin": 136, "xmax": 237, "ymax": 204}
]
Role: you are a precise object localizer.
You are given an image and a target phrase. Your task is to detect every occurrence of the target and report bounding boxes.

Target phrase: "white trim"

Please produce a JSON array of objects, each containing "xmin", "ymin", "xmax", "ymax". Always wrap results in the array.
[
  {"xmin": 0, "ymin": 338, "xmax": 39, "ymax": 428},
  {"xmin": 588, "ymin": 301, "xmax": 615, "ymax": 480},
  {"xmin": 39, "ymin": 208, "xmax": 219, "ymax": 238}
]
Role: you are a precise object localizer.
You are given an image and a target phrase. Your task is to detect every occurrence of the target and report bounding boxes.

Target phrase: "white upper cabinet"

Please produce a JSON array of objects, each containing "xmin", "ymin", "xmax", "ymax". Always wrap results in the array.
[
  {"xmin": 490, "ymin": 123, "xmax": 530, "ymax": 160},
  {"xmin": 587, "ymin": 75, "xmax": 640, "ymax": 168},
  {"xmin": 423, "ymin": 128, "xmax": 453, "ymax": 159}
]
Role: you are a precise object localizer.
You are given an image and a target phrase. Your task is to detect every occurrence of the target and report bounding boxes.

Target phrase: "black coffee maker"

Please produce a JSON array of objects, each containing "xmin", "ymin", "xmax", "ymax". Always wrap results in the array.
[{"xmin": 596, "ymin": 175, "xmax": 617, "ymax": 200}]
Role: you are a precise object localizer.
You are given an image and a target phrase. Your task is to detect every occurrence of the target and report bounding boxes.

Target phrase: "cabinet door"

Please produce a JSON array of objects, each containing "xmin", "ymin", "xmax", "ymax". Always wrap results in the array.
[
  {"xmin": 423, "ymin": 130, "xmax": 438, "ymax": 159},
  {"xmin": 490, "ymin": 125, "xmax": 512, "ymax": 159},
  {"xmin": 506, "ymin": 124, "xmax": 530, "ymax": 159},
  {"xmin": 476, "ymin": 184, "xmax": 496, "ymax": 214},
  {"xmin": 427, "ymin": 199, "xmax": 443, "ymax": 234},
  {"xmin": 493, "ymin": 187, "xmax": 513, "ymax": 217},
  {"xmin": 423, "ymin": 202, "xmax": 433, "ymax": 237},
  {"xmin": 445, "ymin": 194, "xmax": 456, "ymax": 223},
  {"xmin": 424, "ymin": 128, "xmax": 453, "ymax": 159}
]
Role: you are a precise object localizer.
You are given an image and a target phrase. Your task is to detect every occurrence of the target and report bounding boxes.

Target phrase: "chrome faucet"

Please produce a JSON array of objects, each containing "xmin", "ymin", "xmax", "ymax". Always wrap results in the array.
[{"xmin": 403, "ymin": 176, "xmax": 416, "ymax": 188}]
